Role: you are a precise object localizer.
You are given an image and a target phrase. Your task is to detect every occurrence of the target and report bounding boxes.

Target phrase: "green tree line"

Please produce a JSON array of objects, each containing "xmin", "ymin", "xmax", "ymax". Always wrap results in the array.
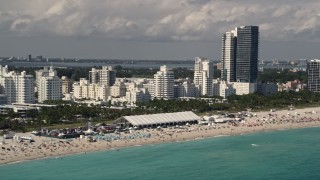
[{"xmin": 2, "ymin": 90, "xmax": 320, "ymax": 131}]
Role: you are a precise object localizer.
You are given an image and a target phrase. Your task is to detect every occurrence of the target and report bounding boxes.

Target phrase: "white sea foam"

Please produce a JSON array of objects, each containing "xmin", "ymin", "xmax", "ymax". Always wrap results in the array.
[{"xmin": 214, "ymin": 135, "xmax": 230, "ymax": 138}]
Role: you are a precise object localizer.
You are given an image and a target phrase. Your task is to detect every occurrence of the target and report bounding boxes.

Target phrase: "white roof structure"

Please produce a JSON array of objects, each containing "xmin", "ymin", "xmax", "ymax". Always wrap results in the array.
[{"xmin": 115, "ymin": 111, "xmax": 200, "ymax": 126}]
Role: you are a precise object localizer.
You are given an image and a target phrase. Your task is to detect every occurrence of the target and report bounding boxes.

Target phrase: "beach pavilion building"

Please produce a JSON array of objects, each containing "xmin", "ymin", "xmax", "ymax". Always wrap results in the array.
[{"xmin": 114, "ymin": 111, "xmax": 200, "ymax": 128}]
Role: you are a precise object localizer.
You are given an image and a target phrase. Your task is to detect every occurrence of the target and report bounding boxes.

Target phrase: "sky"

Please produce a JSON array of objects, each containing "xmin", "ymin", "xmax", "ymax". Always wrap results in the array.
[{"xmin": 0, "ymin": 0, "xmax": 319, "ymax": 60}]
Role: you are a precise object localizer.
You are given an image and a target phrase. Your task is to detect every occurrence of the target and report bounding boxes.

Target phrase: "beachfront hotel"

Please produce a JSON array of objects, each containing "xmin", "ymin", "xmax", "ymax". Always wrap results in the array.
[
  {"xmin": 153, "ymin": 65, "xmax": 174, "ymax": 100},
  {"xmin": 221, "ymin": 31, "xmax": 237, "ymax": 82},
  {"xmin": 193, "ymin": 57, "xmax": 214, "ymax": 96},
  {"xmin": 221, "ymin": 26, "xmax": 259, "ymax": 83},
  {"xmin": 212, "ymin": 26, "xmax": 261, "ymax": 97},
  {"xmin": 61, "ymin": 76, "xmax": 73, "ymax": 95},
  {"xmin": 73, "ymin": 78, "xmax": 110, "ymax": 101},
  {"xmin": 35, "ymin": 66, "xmax": 57, "ymax": 92},
  {"xmin": 0, "ymin": 65, "xmax": 35, "ymax": 104},
  {"xmin": 89, "ymin": 66, "xmax": 116, "ymax": 86},
  {"xmin": 307, "ymin": 59, "xmax": 320, "ymax": 92},
  {"xmin": 38, "ymin": 66, "xmax": 62, "ymax": 103}
]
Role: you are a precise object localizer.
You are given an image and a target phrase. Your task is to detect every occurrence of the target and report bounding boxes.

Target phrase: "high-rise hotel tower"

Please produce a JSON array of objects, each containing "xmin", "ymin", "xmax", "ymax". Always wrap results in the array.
[
  {"xmin": 307, "ymin": 59, "xmax": 320, "ymax": 92},
  {"xmin": 221, "ymin": 26, "xmax": 259, "ymax": 83},
  {"xmin": 194, "ymin": 57, "xmax": 214, "ymax": 96},
  {"xmin": 154, "ymin": 65, "xmax": 174, "ymax": 100}
]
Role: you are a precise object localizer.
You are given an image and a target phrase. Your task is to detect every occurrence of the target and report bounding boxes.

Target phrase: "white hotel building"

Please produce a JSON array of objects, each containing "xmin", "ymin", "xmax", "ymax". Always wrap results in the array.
[
  {"xmin": 73, "ymin": 78, "xmax": 110, "ymax": 101},
  {"xmin": 0, "ymin": 65, "xmax": 35, "ymax": 104},
  {"xmin": 194, "ymin": 57, "xmax": 214, "ymax": 96},
  {"xmin": 153, "ymin": 65, "xmax": 174, "ymax": 100},
  {"xmin": 89, "ymin": 66, "xmax": 116, "ymax": 86},
  {"xmin": 38, "ymin": 75, "xmax": 62, "ymax": 103}
]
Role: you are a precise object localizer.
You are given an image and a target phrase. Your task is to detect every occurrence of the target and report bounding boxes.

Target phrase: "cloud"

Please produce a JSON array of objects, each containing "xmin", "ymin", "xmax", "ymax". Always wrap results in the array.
[{"xmin": 0, "ymin": 0, "xmax": 320, "ymax": 42}]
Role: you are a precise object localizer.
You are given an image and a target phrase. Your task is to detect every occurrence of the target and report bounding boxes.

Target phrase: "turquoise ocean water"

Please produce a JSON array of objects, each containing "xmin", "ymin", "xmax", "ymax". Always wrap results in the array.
[{"xmin": 1, "ymin": 127, "xmax": 320, "ymax": 180}]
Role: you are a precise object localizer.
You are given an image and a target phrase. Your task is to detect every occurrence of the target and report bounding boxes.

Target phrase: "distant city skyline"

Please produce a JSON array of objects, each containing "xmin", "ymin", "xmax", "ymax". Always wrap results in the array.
[{"xmin": 0, "ymin": 0, "xmax": 319, "ymax": 60}]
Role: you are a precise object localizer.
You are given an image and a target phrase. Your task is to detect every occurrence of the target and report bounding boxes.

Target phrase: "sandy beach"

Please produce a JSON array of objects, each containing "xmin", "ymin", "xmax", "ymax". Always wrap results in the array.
[{"xmin": 1, "ymin": 106, "xmax": 320, "ymax": 165}]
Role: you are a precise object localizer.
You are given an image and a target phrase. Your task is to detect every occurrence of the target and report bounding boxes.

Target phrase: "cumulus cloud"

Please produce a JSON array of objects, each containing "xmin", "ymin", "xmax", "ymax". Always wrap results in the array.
[{"xmin": 0, "ymin": 0, "xmax": 320, "ymax": 42}]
